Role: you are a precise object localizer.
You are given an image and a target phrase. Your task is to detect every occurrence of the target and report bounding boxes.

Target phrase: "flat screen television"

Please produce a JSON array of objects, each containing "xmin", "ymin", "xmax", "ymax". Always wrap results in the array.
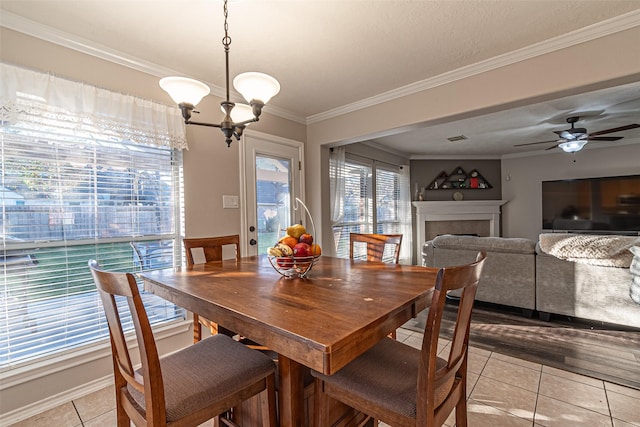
[{"xmin": 542, "ymin": 174, "xmax": 640, "ymax": 235}]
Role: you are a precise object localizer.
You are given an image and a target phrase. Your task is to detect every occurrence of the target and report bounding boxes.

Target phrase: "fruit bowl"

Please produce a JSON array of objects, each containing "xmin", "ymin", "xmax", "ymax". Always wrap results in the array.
[
  {"xmin": 266, "ymin": 198, "xmax": 321, "ymax": 279},
  {"xmin": 267, "ymin": 254, "xmax": 320, "ymax": 279}
]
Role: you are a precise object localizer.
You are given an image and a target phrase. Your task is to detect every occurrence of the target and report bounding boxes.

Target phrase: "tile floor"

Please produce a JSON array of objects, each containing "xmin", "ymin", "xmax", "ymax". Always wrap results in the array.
[{"xmin": 9, "ymin": 327, "xmax": 640, "ymax": 427}]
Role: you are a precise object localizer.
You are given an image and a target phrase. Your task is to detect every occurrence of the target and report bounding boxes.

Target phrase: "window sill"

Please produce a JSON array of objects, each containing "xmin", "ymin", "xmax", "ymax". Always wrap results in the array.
[{"xmin": 0, "ymin": 319, "xmax": 191, "ymax": 389}]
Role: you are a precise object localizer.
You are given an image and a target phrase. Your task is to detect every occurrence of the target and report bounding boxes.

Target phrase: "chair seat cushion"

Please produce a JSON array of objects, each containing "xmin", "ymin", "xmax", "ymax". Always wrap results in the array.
[
  {"xmin": 129, "ymin": 334, "xmax": 276, "ymax": 422},
  {"xmin": 312, "ymin": 337, "xmax": 449, "ymax": 420}
]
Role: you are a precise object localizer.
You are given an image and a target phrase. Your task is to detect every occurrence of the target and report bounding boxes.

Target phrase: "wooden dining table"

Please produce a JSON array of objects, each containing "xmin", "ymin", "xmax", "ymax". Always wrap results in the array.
[{"xmin": 141, "ymin": 255, "xmax": 437, "ymax": 427}]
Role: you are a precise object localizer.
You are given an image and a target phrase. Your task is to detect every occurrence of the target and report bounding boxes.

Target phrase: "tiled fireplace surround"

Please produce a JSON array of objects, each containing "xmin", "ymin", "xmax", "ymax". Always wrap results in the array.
[{"xmin": 413, "ymin": 200, "xmax": 508, "ymax": 254}]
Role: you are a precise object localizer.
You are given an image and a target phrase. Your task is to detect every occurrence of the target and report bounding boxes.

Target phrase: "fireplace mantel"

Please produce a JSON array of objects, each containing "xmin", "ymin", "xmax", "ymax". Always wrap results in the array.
[{"xmin": 412, "ymin": 200, "xmax": 508, "ymax": 255}]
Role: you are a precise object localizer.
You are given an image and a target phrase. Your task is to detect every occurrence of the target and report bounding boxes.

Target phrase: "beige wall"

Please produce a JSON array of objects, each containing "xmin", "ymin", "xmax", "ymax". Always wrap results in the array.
[
  {"xmin": 502, "ymin": 143, "xmax": 640, "ymax": 241},
  {"xmin": 0, "ymin": 27, "xmax": 305, "ymax": 419},
  {"xmin": 306, "ymin": 26, "xmax": 640, "ymax": 246},
  {"xmin": 0, "ymin": 28, "xmax": 306, "ymax": 240},
  {"xmin": 2, "ymin": 21, "xmax": 640, "ymax": 418}
]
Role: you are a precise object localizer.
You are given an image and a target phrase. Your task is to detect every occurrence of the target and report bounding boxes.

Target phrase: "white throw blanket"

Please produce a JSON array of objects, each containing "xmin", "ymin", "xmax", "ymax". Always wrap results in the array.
[
  {"xmin": 630, "ymin": 246, "xmax": 640, "ymax": 304},
  {"xmin": 538, "ymin": 234, "xmax": 640, "ymax": 268}
]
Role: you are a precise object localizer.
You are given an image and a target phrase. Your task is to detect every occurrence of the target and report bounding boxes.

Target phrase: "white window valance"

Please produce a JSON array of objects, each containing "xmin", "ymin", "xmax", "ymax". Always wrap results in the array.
[{"xmin": 0, "ymin": 62, "xmax": 187, "ymax": 150}]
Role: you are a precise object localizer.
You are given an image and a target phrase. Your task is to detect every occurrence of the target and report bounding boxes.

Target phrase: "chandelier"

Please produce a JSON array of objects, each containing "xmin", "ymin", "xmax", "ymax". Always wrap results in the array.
[{"xmin": 159, "ymin": 0, "xmax": 280, "ymax": 147}]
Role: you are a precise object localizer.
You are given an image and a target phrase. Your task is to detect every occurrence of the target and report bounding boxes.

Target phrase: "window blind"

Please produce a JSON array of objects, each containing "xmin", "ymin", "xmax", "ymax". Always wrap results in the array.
[
  {"xmin": 331, "ymin": 156, "xmax": 412, "ymax": 263},
  {"xmin": 1, "ymin": 63, "xmax": 185, "ymax": 369},
  {"xmin": 332, "ymin": 161, "xmax": 372, "ymax": 258}
]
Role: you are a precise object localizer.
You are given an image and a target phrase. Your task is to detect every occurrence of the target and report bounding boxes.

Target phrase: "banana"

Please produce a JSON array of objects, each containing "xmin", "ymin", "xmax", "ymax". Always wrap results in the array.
[
  {"xmin": 276, "ymin": 243, "xmax": 293, "ymax": 256},
  {"xmin": 268, "ymin": 246, "xmax": 283, "ymax": 257}
]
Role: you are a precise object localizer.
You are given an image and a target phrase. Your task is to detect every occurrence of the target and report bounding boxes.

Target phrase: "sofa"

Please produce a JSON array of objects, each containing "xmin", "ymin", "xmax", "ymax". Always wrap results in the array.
[
  {"xmin": 422, "ymin": 233, "xmax": 640, "ymax": 329},
  {"xmin": 535, "ymin": 233, "xmax": 640, "ymax": 328},
  {"xmin": 422, "ymin": 235, "xmax": 537, "ymax": 315}
]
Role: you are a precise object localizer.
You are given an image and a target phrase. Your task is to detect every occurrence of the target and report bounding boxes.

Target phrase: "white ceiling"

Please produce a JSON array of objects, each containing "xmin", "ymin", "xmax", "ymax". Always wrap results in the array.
[{"xmin": 2, "ymin": 0, "xmax": 640, "ymax": 157}]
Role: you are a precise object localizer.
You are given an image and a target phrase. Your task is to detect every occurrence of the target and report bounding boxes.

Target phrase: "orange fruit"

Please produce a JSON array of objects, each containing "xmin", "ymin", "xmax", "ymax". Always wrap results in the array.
[
  {"xmin": 310, "ymin": 244, "xmax": 322, "ymax": 256},
  {"xmin": 280, "ymin": 236, "xmax": 299, "ymax": 249}
]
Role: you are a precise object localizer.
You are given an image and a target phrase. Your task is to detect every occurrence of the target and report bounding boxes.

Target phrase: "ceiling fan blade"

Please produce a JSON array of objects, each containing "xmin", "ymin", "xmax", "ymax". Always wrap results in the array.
[
  {"xmin": 513, "ymin": 139, "xmax": 559, "ymax": 147},
  {"xmin": 588, "ymin": 123, "xmax": 640, "ymax": 136},
  {"xmin": 545, "ymin": 143, "xmax": 560, "ymax": 151},
  {"xmin": 587, "ymin": 136, "xmax": 624, "ymax": 142}
]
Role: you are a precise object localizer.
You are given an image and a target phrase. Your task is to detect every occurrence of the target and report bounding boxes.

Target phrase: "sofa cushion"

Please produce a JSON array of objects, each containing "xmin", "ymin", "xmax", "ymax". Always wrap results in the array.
[
  {"xmin": 538, "ymin": 233, "xmax": 639, "ymax": 268},
  {"xmin": 424, "ymin": 235, "xmax": 536, "ymax": 310},
  {"xmin": 536, "ymin": 252, "xmax": 639, "ymax": 327},
  {"xmin": 431, "ymin": 235, "xmax": 536, "ymax": 255}
]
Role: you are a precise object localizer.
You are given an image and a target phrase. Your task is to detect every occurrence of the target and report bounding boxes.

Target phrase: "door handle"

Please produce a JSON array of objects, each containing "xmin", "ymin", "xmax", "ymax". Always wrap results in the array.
[
  {"xmin": 249, "ymin": 239, "xmax": 257, "ymax": 246},
  {"xmin": 249, "ymin": 226, "xmax": 256, "ymax": 232}
]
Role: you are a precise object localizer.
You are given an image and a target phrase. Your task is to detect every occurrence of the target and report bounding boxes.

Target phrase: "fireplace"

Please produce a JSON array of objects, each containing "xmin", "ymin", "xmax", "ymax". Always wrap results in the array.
[{"xmin": 412, "ymin": 200, "xmax": 508, "ymax": 256}]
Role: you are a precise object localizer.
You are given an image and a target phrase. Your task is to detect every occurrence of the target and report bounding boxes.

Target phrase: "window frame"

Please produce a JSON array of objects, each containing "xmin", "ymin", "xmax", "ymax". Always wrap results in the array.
[
  {"xmin": 332, "ymin": 155, "xmax": 405, "ymax": 260},
  {"xmin": 1, "ymin": 66, "xmax": 186, "ymax": 371}
]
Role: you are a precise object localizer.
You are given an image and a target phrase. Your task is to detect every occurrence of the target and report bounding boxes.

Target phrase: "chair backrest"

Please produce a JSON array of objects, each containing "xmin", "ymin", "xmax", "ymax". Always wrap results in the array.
[
  {"xmin": 88, "ymin": 260, "xmax": 167, "ymax": 425},
  {"xmin": 130, "ymin": 241, "xmax": 146, "ymax": 269},
  {"xmin": 183, "ymin": 235, "xmax": 241, "ymax": 266},
  {"xmin": 349, "ymin": 233, "xmax": 403, "ymax": 263},
  {"xmin": 416, "ymin": 251, "xmax": 486, "ymax": 426}
]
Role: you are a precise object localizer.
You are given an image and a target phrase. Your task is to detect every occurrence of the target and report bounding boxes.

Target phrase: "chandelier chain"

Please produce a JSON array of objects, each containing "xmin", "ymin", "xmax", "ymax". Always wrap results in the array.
[
  {"xmin": 222, "ymin": 0, "xmax": 231, "ymax": 51},
  {"xmin": 159, "ymin": 0, "xmax": 278, "ymax": 148}
]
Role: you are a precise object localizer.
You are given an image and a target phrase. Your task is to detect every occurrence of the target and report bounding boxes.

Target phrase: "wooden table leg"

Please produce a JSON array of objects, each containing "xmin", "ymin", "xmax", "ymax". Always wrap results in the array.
[{"xmin": 278, "ymin": 354, "xmax": 306, "ymax": 427}]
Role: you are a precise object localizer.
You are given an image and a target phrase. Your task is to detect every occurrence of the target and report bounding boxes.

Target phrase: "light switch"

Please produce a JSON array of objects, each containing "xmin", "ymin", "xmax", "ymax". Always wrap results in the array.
[{"xmin": 222, "ymin": 195, "xmax": 239, "ymax": 209}]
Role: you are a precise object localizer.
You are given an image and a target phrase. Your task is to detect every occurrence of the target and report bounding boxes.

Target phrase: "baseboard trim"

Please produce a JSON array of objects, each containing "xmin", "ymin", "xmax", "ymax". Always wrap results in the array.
[
  {"xmin": 0, "ymin": 375, "xmax": 114, "ymax": 427},
  {"xmin": 0, "ymin": 319, "xmax": 191, "ymax": 426}
]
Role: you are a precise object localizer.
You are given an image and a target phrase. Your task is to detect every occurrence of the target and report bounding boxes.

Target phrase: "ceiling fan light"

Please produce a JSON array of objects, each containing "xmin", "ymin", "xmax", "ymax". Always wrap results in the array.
[
  {"xmin": 159, "ymin": 77, "xmax": 210, "ymax": 106},
  {"xmin": 233, "ymin": 72, "xmax": 280, "ymax": 104},
  {"xmin": 558, "ymin": 140, "xmax": 588, "ymax": 153},
  {"xmin": 559, "ymin": 131, "xmax": 576, "ymax": 140},
  {"xmin": 221, "ymin": 102, "xmax": 255, "ymax": 123}
]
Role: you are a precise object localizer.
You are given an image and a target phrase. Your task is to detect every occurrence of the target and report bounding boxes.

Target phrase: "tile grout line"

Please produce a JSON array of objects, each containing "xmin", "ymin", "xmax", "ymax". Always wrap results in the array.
[
  {"xmin": 602, "ymin": 384, "xmax": 615, "ymax": 427},
  {"xmin": 401, "ymin": 328, "xmax": 624, "ymax": 427},
  {"xmin": 532, "ymin": 364, "xmax": 543, "ymax": 427},
  {"xmin": 71, "ymin": 401, "xmax": 84, "ymax": 427}
]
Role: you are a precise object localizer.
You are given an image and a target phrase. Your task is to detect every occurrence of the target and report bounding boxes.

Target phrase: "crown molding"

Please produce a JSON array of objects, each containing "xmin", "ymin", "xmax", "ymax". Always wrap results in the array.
[
  {"xmin": 307, "ymin": 9, "xmax": 640, "ymax": 125},
  {"xmin": 0, "ymin": 12, "xmax": 180, "ymax": 84},
  {"xmin": 410, "ymin": 154, "xmax": 502, "ymax": 161},
  {"xmin": 3, "ymin": 9, "xmax": 638, "ymax": 128},
  {"xmin": 359, "ymin": 140, "xmax": 410, "ymax": 159},
  {"xmin": 0, "ymin": 11, "xmax": 306, "ymax": 124}
]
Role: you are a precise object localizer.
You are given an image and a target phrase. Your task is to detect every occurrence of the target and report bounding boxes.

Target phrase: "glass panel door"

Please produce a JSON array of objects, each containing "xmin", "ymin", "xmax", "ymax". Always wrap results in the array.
[
  {"xmin": 255, "ymin": 155, "xmax": 292, "ymax": 255},
  {"xmin": 241, "ymin": 132, "xmax": 304, "ymax": 257}
]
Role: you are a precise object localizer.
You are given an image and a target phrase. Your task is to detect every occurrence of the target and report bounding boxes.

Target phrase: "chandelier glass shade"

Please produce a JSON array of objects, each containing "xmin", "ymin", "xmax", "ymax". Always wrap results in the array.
[
  {"xmin": 159, "ymin": 77, "xmax": 210, "ymax": 106},
  {"xmin": 225, "ymin": 102, "xmax": 255, "ymax": 123},
  {"xmin": 159, "ymin": 0, "xmax": 279, "ymax": 147},
  {"xmin": 233, "ymin": 72, "xmax": 281, "ymax": 105}
]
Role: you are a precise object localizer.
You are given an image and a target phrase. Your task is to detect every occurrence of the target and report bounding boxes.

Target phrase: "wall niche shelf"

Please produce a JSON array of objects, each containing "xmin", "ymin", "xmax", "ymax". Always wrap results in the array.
[{"xmin": 427, "ymin": 167, "xmax": 492, "ymax": 190}]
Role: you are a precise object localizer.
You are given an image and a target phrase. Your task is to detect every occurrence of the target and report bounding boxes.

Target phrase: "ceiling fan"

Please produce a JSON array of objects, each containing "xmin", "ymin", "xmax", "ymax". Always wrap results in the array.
[{"xmin": 514, "ymin": 116, "xmax": 640, "ymax": 153}]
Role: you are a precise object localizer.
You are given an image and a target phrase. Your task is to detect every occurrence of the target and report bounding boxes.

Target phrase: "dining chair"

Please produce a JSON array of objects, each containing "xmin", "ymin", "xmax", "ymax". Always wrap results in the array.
[
  {"xmin": 183, "ymin": 235, "xmax": 270, "ymax": 352},
  {"xmin": 349, "ymin": 232, "xmax": 403, "ymax": 339},
  {"xmin": 130, "ymin": 241, "xmax": 147, "ymax": 270},
  {"xmin": 88, "ymin": 260, "xmax": 278, "ymax": 427},
  {"xmin": 183, "ymin": 235, "xmax": 241, "ymax": 343},
  {"xmin": 349, "ymin": 233, "xmax": 403, "ymax": 264},
  {"xmin": 312, "ymin": 251, "xmax": 487, "ymax": 427}
]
